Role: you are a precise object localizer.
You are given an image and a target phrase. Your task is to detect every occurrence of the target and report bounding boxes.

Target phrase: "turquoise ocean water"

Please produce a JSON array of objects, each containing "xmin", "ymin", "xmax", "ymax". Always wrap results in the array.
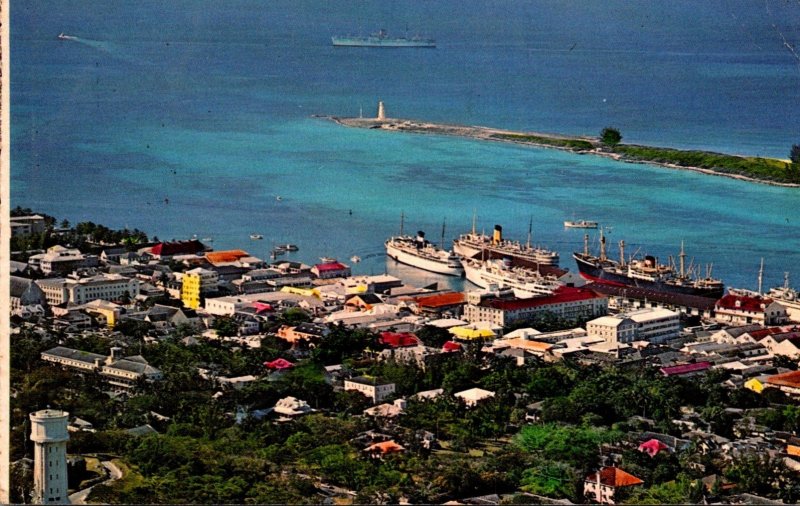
[{"xmin": 11, "ymin": 1, "xmax": 800, "ymax": 290}]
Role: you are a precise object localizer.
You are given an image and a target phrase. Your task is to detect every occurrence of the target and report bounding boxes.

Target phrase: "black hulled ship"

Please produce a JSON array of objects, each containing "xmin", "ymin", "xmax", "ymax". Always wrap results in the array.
[{"xmin": 572, "ymin": 229, "xmax": 724, "ymax": 299}]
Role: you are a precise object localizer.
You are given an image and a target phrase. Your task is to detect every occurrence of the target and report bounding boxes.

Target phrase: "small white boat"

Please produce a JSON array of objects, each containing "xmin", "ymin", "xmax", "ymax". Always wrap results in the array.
[
  {"xmin": 276, "ymin": 243, "xmax": 298, "ymax": 252},
  {"xmin": 350, "ymin": 255, "xmax": 362, "ymax": 263},
  {"xmin": 276, "ymin": 195, "xmax": 283, "ymax": 201},
  {"xmin": 564, "ymin": 219, "xmax": 598, "ymax": 229},
  {"xmin": 58, "ymin": 33, "xmax": 77, "ymax": 41},
  {"xmin": 250, "ymin": 234, "xmax": 264, "ymax": 240}
]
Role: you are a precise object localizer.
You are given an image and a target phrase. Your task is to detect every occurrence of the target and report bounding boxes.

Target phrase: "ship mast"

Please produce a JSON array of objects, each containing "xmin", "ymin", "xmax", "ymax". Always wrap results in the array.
[
  {"xmin": 619, "ymin": 240, "xmax": 625, "ymax": 267},
  {"xmin": 599, "ymin": 227, "xmax": 607, "ymax": 262},
  {"xmin": 527, "ymin": 216, "xmax": 533, "ymax": 250},
  {"xmin": 471, "ymin": 209, "xmax": 477, "ymax": 236},
  {"xmin": 583, "ymin": 233, "xmax": 589, "ymax": 256},
  {"xmin": 785, "ymin": 272, "xmax": 790, "ymax": 290},
  {"xmin": 679, "ymin": 241, "xmax": 686, "ymax": 278},
  {"xmin": 758, "ymin": 258, "xmax": 764, "ymax": 295},
  {"xmin": 399, "ymin": 211, "xmax": 405, "ymax": 237},
  {"xmin": 441, "ymin": 218, "xmax": 447, "ymax": 250}
]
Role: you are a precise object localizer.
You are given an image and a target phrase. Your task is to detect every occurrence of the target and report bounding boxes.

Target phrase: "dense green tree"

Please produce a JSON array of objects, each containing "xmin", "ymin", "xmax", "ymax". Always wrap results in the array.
[
  {"xmin": 279, "ymin": 307, "xmax": 311, "ymax": 325},
  {"xmin": 791, "ymin": 144, "xmax": 800, "ymax": 165},
  {"xmin": 311, "ymin": 323, "xmax": 373, "ymax": 365},
  {"xmin": 212, "ymin": 316, "xmax": 239, "ymax": 337},
  {"xmin": 625, "ymin": 474, "xmax": 704, "ymax": 505},
  {"xmin": 725, "ymin": 452, "xmax": 780, "ymax": 496},
  {"xmin": 520, "ymin": 461, "xmax": 578, "ymax": 499},
  {"xmin": 515, "ymin": 423, "xmax": 622, "ymax": 470},
  {"xmin": 415, "ymin": 325, "xmax": 453, "ymax": 347},
  {"xmin": 600, "ymin": 127, "xmax": 622, "ymax": 147}
]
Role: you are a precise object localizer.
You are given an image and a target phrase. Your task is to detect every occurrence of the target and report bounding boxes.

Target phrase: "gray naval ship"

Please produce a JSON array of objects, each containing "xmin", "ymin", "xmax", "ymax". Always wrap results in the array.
[{"xmin": 332, "ymin": 29, "xmax": 435, "ymax": 48}]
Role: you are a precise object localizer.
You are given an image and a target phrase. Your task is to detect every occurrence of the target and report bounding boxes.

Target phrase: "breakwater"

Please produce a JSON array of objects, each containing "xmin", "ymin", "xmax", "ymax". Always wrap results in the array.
[{"xmin": 330, "ymin": 117, "xmax": 799, "ymax": 188}]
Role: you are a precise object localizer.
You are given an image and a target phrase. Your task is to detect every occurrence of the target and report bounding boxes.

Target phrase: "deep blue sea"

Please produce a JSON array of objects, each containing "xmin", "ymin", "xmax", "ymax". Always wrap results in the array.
[{"xmin": 11, "ymin": 1, "xmax": 800, "ymax": 291}]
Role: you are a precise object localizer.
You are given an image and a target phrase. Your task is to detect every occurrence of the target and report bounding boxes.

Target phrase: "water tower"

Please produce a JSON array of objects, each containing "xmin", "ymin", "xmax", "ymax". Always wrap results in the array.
[{"xmin": 30, "ymin": 409, "xmax": 70, "ymax": 504}]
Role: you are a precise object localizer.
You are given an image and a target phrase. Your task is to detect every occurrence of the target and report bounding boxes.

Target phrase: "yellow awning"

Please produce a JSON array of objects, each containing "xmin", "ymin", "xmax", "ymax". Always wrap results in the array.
[
  {"xmin": 280, "ymin": 286, "xmax": 320, "ymax": 298},
  {"xmin": 450, "ymin": 326, "xmax": 496, "ymax": 340}
]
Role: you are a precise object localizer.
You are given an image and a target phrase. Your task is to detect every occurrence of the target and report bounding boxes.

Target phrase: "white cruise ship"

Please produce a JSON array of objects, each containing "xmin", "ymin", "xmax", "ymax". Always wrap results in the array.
[
  {"xmin": 385, "ymin": 214, "xmax": 463, "ymax": 276},
  {"xmin": 453, "ymin": 221, "xmax": 559, "ymax": 266},
  {"xmin": 462, "ymin": 257, "xmax": 564, "ymax": 298},
  {"xmin": 385, "ymin": 232, "xmax": 463, "ymax": 276}
]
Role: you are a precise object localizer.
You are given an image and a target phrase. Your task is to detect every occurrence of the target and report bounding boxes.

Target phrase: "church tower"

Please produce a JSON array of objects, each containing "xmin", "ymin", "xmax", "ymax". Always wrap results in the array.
[{"xmin": 30, "ymin": 409, "xmax": 70, "ymax": 504}]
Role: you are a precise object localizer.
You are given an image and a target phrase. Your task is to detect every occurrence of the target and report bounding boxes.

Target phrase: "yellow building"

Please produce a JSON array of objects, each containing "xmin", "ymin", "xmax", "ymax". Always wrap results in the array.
[
  {"xmin": 83, "ymin": 300, "xmax": 122, "ymax": 328},
  {"xmin": 181, "ymin": 268, "xmax": 219, "ymax": 309},
  {"xmin": 181, "ymin": 272, "xmax": 202, "ymax": 309},
  {"xmin": 744, "ymin": 377, "xmax": 764, "ymax": 394}
]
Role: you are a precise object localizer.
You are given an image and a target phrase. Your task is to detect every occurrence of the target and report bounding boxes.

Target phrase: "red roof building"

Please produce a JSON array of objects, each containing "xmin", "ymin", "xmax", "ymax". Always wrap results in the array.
[
  {"xmin": 659, "ymin": 361, "xmax": 712, "ymax": 377},
  {"xmin": 442, "ymin": 341, "xmax": 463, "ymax": 353},
  {"xmin": 715, "ymin": 294, "xmax": 788, "ymax": 326},
  {"xmin": 464, "ymin": 286, "xmax": 608, "ymax": 327},
  {"xmin": 264, "ymin": 358, "xmax": 295, "ymax": 370},
  {"xmin": 311, "ymin": 261, "xmax": 351, "ymax": 279},
  {"xmin": 638, "ymin": 439, "xmax": 668, "ymax": 457},
  {"xmin": 584, "ymin": 467, "xmax": 644, "ymax": 504},
  {"xmin": 379, "ymin": 332, "xmax": 421, "ymax": 348},
  {"xmin": 364, "ymin": 440, "xmax": 405, "ymax": 458},
  {"xmin": 412, "ymin": 292, "xmax": 467, "ymax": 316},
  {"xmin": 765, "ymin": 370, "xmax": 800, "ymax": 396},
  {"xmin": 205, "ymin": 250, "xmax": 250, "ymax": 265},
  {"xmin": 149, "ymin": 240, "xmax": 206, "ymax": 258},
  {"xmin": 253, "ymin": 302, "xmax": 273, "ymax": 314}
]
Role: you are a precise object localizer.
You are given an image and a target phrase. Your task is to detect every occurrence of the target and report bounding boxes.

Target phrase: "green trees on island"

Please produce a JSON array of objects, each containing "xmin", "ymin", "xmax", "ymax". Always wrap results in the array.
[{"xmin": 600, "ymin": 126, "xmax": 622, "ymax": 147}]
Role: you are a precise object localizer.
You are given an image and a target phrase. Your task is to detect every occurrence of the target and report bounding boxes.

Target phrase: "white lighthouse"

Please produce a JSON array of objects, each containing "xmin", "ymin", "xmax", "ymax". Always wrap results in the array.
[
  {"xmin": 30, "ymin": 409, "xmax": 70, "ymax": 505},
  {"xmin": 376, "ymin": 100, "xmax": 386, "ymax": 120}
]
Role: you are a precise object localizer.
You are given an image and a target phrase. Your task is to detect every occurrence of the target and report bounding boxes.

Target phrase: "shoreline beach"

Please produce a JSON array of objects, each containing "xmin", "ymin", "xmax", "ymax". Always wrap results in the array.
[{"xmin": 328, "ymin": 116, "xmax": 800, "ymax": 189}]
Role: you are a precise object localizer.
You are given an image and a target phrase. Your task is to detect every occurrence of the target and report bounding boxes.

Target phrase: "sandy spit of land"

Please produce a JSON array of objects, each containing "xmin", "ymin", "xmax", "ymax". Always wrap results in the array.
[{"xmin": 325, "ymin": 116, "xmax": 800, "ymax": 188}]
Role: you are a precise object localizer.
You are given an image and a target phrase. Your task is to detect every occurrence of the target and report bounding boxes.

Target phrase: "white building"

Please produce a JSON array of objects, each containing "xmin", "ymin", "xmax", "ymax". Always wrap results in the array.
[
  {"xmin": 463, "ymin": 287, "xmax": 607, "ymax": 327},
  {"xmin": 204, "ymin": 292, "xmax": 325, "ymax": 316},
  {"xmin": 10, "ymin": 214, "xmax": 47, "ymax": 236},
  {"xmin": 30, "ymin": 409, "xmax": 70, "ymax": 505},
  {"xmin": 30, "ymin": 245, "xmax": 98, "ymax": 275},
  {"xmin": 587, "ymin": 315, "xmax": 637, "ymax": 344},
  {"xmin": 454, "ymin": 387, "xmax": 496, "ymax": 407},
  {"xmin": 344, "ymin": 376, "xmax": 396, "ymax": 404},
  {"xmin": 715, "ymin": 294, "xmax": 788, "ymax": 326},
  {"xmin": 587, "ymin": 307, "xmax": 680, "ymax": 344},
  {"xmin": 273, "ymin": 396, "xmax": 316, "ymax": 417},
  {"xmin": 42, "ymin": 346, "xmax": 162, "ymax": 389},
  {"xmin": 36, "ymin": 273, "xmax": 140, "ymax": 306}
]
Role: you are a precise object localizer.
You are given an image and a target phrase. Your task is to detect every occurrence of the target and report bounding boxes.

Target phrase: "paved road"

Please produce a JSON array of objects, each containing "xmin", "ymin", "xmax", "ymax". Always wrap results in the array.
[{"xmin": 68, "ymin": 460, "xmax": 122, "ymax": 504}]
